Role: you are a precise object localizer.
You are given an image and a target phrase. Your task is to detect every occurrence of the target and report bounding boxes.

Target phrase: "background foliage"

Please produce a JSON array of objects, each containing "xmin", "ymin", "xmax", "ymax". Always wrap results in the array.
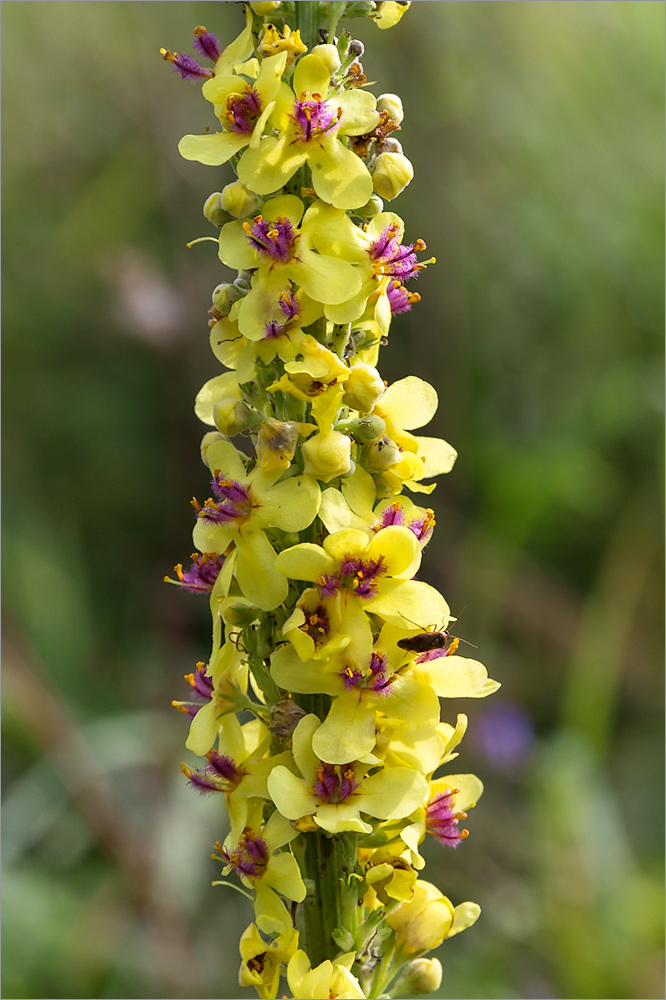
[{"xmin": 2, "ymin": 2, "xmax": 663, "ymax": 998}]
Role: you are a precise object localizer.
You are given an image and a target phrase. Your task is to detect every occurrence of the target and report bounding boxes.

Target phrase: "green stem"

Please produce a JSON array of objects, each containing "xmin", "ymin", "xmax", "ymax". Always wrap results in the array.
[
  {"xmin": 293, "ymin": 0, "xmax": 322, "ymax": 50},
  {"xmin": 295, "ymin": 830, "xmax": 360, "ymax": 967},
  {"xmin": 368, "ymin": 942, "xmax": 396, "ymax": 999}
]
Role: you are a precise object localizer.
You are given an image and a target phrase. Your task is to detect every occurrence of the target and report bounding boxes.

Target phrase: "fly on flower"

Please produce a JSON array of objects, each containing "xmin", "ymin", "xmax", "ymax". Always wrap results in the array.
[{"xmin": 397, "ymin": 613, "xmax": 473, "ymax": 655}]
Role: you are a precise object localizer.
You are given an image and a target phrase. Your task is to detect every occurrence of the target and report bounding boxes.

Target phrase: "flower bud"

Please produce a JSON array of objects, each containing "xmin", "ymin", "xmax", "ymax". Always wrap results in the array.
[
  {"xmin": 302, "ymin": 430, "xmax": 352, "ymax": 483},
  {"xmin": 223, "ymin": 602, "xmax": 260, "ymax": 627},
  {"xmin": 342, "ymin": 363, "xmax": 385, "ymax": 413},
  {"xmin": 212, "ymin": 282, "xmax": 243, "ymax": 316},
  {"xmin": 387, "ymin": 880, "xmax": 480, "ymax": 954},
  {"xmin": 234, "ymin": 270, "xmax": 253, "ymax": 291},
  {"xmin": 356, "ymin": 194, "xmax": 384, "ymax": 218},
  {"xmin": 377, "ymin": 92, "xmax": 404, "ymax": 124},
  {"xmin": 414, "ymin": 959, "xmax": 444, "ymax": 994},
  {"xmin": 213, "ymin": 398, "xmax": 251, "ymax": 436},
  {"xmin": 220, "ymin": 181, "xmax": 263, "ymax": 220},
  {"xmin": 310, "ymin": 44, "xmax": 341, "ymax": 75},
  {"xmin": 399, "ymin": 958, "xmax": 443, "ymax": 995},
  {"xmin": 203, "ymin": 192, "xmax": 231, "ymax": 228},
  {"xmin": 372, "ymin": 151, "xmax": 414, "ymax": 201},
  {"xmin": 378, "ymin": 137, "xmax": 403, "ymax": 155},
  {"xmin": 256, "ymin": 418, "xmax": 300, "ymax": 472},
  {"xmin": 349, "ymin": 39, "xmax": 365, "ymax": 58},
  {"xmin": 367, "ymin": 435, "xmax": 402, "ymax": 471},
  {"xmin": 348, "ymin": 414, "xmax": 386, "ymax": 442},
  {"xmin": 249, "ymin": 0, "xmax": 280, "ymax": 13}
]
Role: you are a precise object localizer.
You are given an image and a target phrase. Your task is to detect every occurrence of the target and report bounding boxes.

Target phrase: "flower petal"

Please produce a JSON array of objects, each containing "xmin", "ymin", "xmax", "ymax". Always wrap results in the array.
[
  {"xmin": 268, "ymin": 765, "xmax": 315, "ymax": 821},
  {"xmin": 309, "ymin": 139, "xmax": 374, "ymax": 211},
  {"xmin": 293, "ymin": 54, "xmax": 330, "ymax": 98},
  {"xmin": 360, "ymin": 767, "xmax": 428, "ymax": 820},
  {"xmin": 414, "ymin": 436, "xmax": 458, "ymax": 477},
  {"xmin": 378, "ymin": 376, "xmax": 438, "ymax": 430},
  {"xmin": 414, "ymin": 655, "xmax": 491, "ymax": 698},
  {"xmin": 218, "ymin": 219, "xmax": 259, "ymax": 271},
  {"xmin": 178, "ymin": 130, "xmax": 248, "ymax": 166},
  {"xmin": 236, "ymin": 530, "xmax": 288, "ymax": 610},
  {"xmin": 290, "ymin": 249, "xmax": 362, "ymax": 305},
  {"xmin": 449, "ymin": 901, "xmax": 481, "ymax": 938},
  {"xmin": 368, "ymin": 579, "xmax": 451, "ymax": 629},
  {"xmin": 256, "ymin": 475, "xmax": 321, "ymax": 532},
  {"xmin": 194, "ymin": 372, "xmax": 241, "ymax": 426},
  {"xmin": 238, "ymin": 134, "xmax": 307, "ymax": 197},
  {"xmin": 202, "ymin": 438, "xmax": 247, "ymax": 479},
  {"xmin": 315, "ymin": 804, "xmax": 372, "ymax": 835},
  {"xmin": 312, "ymin": 693, "xmax": 377, "ymax": 764},
  {"xmin": 265, "ymin": 852, "xmax": 306, "ymax": 902},
  {"xmin": 336, "ymin": 89, "xmax": 380, "ymax": 135},
  {"xmin": 275, "ymin": 542, "xmax": 334, "ymax": 583},
  {"xmin": 367, "ymin": 525, "xmax": 419, "ymax": 577}
]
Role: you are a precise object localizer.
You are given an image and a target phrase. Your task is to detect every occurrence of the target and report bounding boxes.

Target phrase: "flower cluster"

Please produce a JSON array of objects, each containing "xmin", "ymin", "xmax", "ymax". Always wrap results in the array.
[{"xmin": 163, "ymin": 4, "xmax": 497, "ymax": 997}]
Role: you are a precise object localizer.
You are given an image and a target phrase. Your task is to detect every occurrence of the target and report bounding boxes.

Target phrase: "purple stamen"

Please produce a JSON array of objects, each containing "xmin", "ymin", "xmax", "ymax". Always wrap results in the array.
[
  {"xmin": 313, "ymin": 763, "xmax": 358, "ymax": 804},
  {"xmin": 172, "ymin": 662, "xmax": 214, "ymax": 719},
  {"xmin": 224, "ymin": 88, "xmax": 262, "ymax": 135},
  {"xmin": 368, "ymin": 651, "xmax": 392, "ymax": 693},
  {"xmin": 161, "ymin": 48, "xmax": 213, "ymax": 81},
  {"xmin": 374, "ymin": 502, "xmax": 405, "ymax": 531},
  {"xmin": 263, "ymin": 290, "xmax": 301, "ymax": 340},
  {"xmin": 174, "ymin": 552, "xmax": 225, "ymax": 593},
  {"xmin": 298, "ymin": 604, "xmax": 331, "ymax": 646},
  {"xmin": 408, "ymin": 509, "xmax": 435, "ymax": 545},
  {"xmin": 369, "ymin": 226, "xmax": 427, "ymax": 282},
  {"xmin": 340, "ymin": 651, "xmax": 393, "ymax": 694},
  {"xmin": 387, "ymin": 278, "xmax": 420, "ymax": 315},
  {"xmin": 193, "ymin": 26, "xmax": 222, "ymax": 63},
  {"xmin": 426, "ymin": 789, "xmax": 469, "ymax": 848},
  {"xmin": 194, "ymin": 476, "xmax": 253, "ymax": 526},
  {"xmin": 205, "ymin": 751, "xmax": 244, "ymax": 787},
  {"xmin": 414, "ymin": 643, "xmax": 458, "ymax": 664},
  {"xmin": 317, "ymin": 574, "xmax": 340, "ymax": 599},
  {"xmin": 186, "ymin": 769, "xmax": 223, "ymax": 794},
  {"xmin": 244, "ymin": 215, "xmax": 296, "ymax": 263},
  {"xmin": 221, "ymin": 829, "xmax": 270, "ymax": 878},
  {"xmin": 291, "ymin": 96, "xmax": 339, "ymax": 143}
]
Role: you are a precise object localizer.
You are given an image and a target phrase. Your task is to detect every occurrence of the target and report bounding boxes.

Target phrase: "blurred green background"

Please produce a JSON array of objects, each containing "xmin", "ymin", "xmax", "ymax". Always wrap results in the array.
[{"xmin": 2, "ymin": 2, "xmax": 663, "ymax": 998}]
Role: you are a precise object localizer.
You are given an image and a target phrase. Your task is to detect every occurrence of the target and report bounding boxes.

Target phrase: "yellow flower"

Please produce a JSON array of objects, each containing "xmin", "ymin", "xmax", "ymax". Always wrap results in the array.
[
  {"xmin": 365, "ymin": 849, "xmax": 418, "ymax": 903},
  {"xmin": 257, "ymin": 23, "xmax": 307, "ymax": 66},
  {"xmin": 216, "ymin": 806, "xmax": 305, "ymax": 934},
  {"xmin": 238, "ymin": 54, "xmax": 379, "ymax": 209},
  {"xmin": 369, "ymin": 376, "xmax": 458, "ymax": 494},
  {"xmin": 267, "ymin": 714, "xmax": 427, "ymax": 835},
  {"xmin": 183, "ymin": 638, "xmax": 248, "ymax": 756},
  {"xmin": 182, "ymin": 714, "xmax": 293, "ymax": 843},
  {"xmin": 280, "ymin": 585, "xmax": 350, "ymax": 662},
  {"xmin": 179, "ymin": 51, "xmax": 288, "ymax": 166},
  {"xmin": 399, "ymin": 772, "xmax": 483, "ymax": 870},
  {"xmin": 192, "ymin": 438, "xmax": 321, "ymax": 610},
  {"xmin": 305, "ymin": 203, "xmax": 432, "ymax": 327},
  {"xmin": 342, "ymin": 363, "xmax": 385, "ymax": 413},
  {"xmin": 287, "ymin": 950, "xmax": 366, "ymax": 1000},
  {"xmin": 217, "ymin": 194, "xmax": 362, "ymax": 307},
  {"xmin": 270, "ymin": 639, "xmax": 440, "ymax": 765},
  {"xmin": 238, "ymin": 922, "xmax": 298, "ymax": 1000},
  {"xmin": 387, "ymin": 879, "xmax": 480, "ymax": 953}
]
